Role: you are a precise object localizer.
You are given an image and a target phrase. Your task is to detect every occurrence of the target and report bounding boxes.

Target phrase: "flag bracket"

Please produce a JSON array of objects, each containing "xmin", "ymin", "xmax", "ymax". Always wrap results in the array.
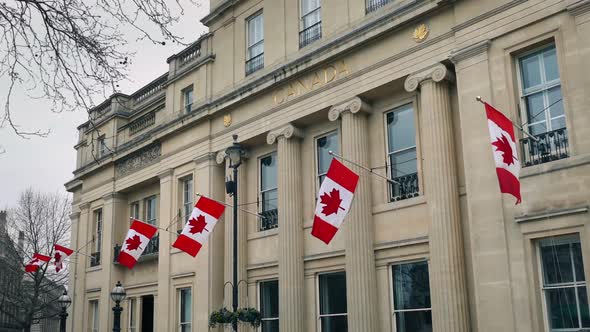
[
  {"xmin": 476, "ymin": 96, "xmax": 539, "ymax": 142},
  {"xmin": 329, "ymin": 151, "xmax": 400, "ymax": 184}
]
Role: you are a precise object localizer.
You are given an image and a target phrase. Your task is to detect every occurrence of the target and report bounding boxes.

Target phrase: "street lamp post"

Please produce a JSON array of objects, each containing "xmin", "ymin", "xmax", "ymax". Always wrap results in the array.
[
  {"xmin": 57, "ymin": 290, "xmax": 71, "ymax": 332},
  {"xmin": 110, "ymin": 281, "xmax": 126, "ymax": 332},
  {"xmin": 224, "ymin": 134, "xmax": 245, "ymax": 332}
]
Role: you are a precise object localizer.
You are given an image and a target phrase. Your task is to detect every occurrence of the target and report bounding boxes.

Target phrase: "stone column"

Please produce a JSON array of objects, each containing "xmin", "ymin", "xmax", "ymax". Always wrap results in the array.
[
  {"xmin": 328, "ymin": 98, "xmax": 379, "ymax": 332},
  {"xmin": 216, "ymin": 150, "xmax": 249, "ymax": 308},
  {"xmin": 71, "ymin": 203, "xmax": 89, "ymax": 332},
  {"xmin": 267, "ymin": 124, "xmax": 305, "ymax": 332},
  {"xmin": 405, "ymin": 63, "xmax": 470, "ymax": 332},
  {"xmin": 156, "ymin": 169, "xmax": 174, "ymax": 331},
  {"xmin": 66, "ymin": 209, "xmax": 80, "ymax": 332}
]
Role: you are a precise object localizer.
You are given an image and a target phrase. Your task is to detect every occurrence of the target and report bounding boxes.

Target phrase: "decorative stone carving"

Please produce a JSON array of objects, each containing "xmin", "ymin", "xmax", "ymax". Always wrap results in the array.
[
  {"xmin": 328, "ymin": 97, "xmax": 371, "ymax": 122},
  {"xmin": 404, "ymin": 63, "xmax": 455, "ymax": 92},
  {"xmin": 115, "ymin": 143, "xmax": 161, "ymax": 178},
  {"xmin": 216, "ymin": 150, "xmax": 226, "ymax": 165},
  {"xmin": 266, "ymin": 124, "xmax": 303, "ymax": 145}
]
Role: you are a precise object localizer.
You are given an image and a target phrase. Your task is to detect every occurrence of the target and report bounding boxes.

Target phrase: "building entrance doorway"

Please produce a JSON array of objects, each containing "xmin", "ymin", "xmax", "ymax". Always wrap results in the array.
[{"xmin": 141, "ymin": 295, "xmax": 154, "ymax": 332}]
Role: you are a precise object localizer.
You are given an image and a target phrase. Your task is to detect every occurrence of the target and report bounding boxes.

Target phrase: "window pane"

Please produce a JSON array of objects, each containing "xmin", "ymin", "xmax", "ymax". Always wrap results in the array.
[
  {"xmin": 248, "ymin": 14, "xmax": 263, "ymax": 46},
  {"xmin": 541, "ymin": 243, "xmax": 574, "ymax": 285},
  {"xmin": 319, "ymin": 272, "xmax": 347, "ymax": 315},
  {"xmin": 395, "ymin": 310, "xmax": 432, "ymax": 332},
  {"xmin": 260, "ymin": 280, "xmax": 279, "ymax": 319},
  {"xmin": 320, "ymin": 316, "xmax": 347, "ymax": 332},
  {"xmin": 525, "ymin": 92, "xmax": 546, "ymax": 135},
  {"xmin": 390, "ymin": 149, "xmax": 417, "ymax": 178},
  {"xmin": 520, "ymin": 53, "xmax": 542, "ymax": 89},
  {"xmin": 546, "ymin": 287, "xmax": 578, "ymax": 329},
  {"xmin": 129, "ymin": 299, "xmax": 135, "ymax": 326},
  {"xmin": 393, "ymin": 261, "xmax": 431, "ymax": 310},
  {"xmin": 261, "ymin": 154, "xmax": 277, "ymax": 191},
  {"xmin": 317, "ymin": 132, "xmax": 339, "ymax": 176},
  {"xmin": 548, "ymin": 86, "xmax": 564, "ymax": 118},
  {"xmin": 573, "ymin": 242, "xmax": 586, "ymax": 282},
  {"xmin": 181, "ymin": 324, "xmax": 191, "ymax": 332},
  {"xmin": 261, "ymin": 320, "xmax": 279, "ymax": 332},
  {"xmin": 262, "ymin": 189, "xmax": 278, "ymax": 212},
  {"xmin": 387, "ymin": 104, "xmax": 416, "ymax": 153},
  {"xmin": 551, "ymin": 117, "xmax": 566, "ymax": 131},
  {"xmin": 180, "ymin": 288, "xmax": 191, "ymax": 323},
  {"xmin": 543, "ymin": 47, "xmax": 560, "ymax": 82}
]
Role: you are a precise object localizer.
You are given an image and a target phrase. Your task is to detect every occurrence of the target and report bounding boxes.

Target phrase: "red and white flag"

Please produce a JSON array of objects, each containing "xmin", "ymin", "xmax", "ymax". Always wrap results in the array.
[
  {"xmin": 25, "ymin": 253, "xmax": 51, "ymax": 273},
  {"xmin": 118, "ymin": 219, "xmax": 158, "ymax": 269},
  {"xmin": 485, "ymin": 102, "xmax": 522, "ymax": 204},
  {"xmin": 53, "ymin": 244, "xmax": 74, "ymax": 273},
  {"xmin": 312, "ymin": 158, "xmax": 359, "ymax": 244},
  {"xmin": 173, "ymin": 196, "xmax": 225, "ymax": 257}
]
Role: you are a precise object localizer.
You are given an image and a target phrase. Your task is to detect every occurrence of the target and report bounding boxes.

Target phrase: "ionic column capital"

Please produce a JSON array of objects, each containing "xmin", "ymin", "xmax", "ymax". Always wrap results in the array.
[
  {"xmin": 328, "ymin": 97, "xmax": 371, "ymax": 122},
  {"xmin": 404, "ymin": 63, "xmax": 455, "ymax": 92},
  {"xmin": 266, "ymin": 124, "xmax": 303, "ymax": 145}
]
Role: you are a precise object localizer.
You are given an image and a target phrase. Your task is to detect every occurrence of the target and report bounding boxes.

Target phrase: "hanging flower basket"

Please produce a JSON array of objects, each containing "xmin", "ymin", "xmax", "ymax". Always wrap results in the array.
[{"xmin": 209, "ymin": 307, "xmax": 261, "ymax": 329}]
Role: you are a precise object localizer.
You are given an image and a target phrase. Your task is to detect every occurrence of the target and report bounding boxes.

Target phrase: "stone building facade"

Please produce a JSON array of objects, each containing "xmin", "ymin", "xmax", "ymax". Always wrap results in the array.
[{"xmin": 65, "ymin": 0, "xmax": 590, "ymax": 331}]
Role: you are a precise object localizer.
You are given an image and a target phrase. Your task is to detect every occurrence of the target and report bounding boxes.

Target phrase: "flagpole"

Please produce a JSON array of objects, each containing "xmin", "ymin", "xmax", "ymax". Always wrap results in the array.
[
  {"xmin": 476, "ymin": 96, "xmax": 539, "ymax": 142},
  {"xmin": 328, "ymin": 151, "xmax": 400, "ymax": 184},
  {"xmin": 129, "ymin": 217, "xmax": 178, "ymax": 235},
  {"xmin": 195, "ymin": 193, "xmax": 267, "ymax": 220}
]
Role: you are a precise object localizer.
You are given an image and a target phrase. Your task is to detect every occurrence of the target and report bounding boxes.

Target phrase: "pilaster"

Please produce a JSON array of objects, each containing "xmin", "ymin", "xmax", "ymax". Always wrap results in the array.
[
  {"xmin": 68, "ymin": 207, "xmax": 83, "ymax": 332},
  {"xmin": 156, "ymin": 169, "xmax": 174, "ymax": 332},
  {"xmin": 405, "ymin": 63, "xmax": 470, "ymax": 332},
  {"xmin": 267, "ymin": 123, "xmax": 305, "ymax": 332},
  {"xmin": 329, "ymin": 97, "xmax": 379, "ymax": 332}
]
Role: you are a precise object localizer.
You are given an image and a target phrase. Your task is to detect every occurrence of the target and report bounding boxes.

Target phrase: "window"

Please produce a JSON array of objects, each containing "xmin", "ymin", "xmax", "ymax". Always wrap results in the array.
[
  {"xmin": 316, "ymin": 132, "xmax": 339, "ymax": 188},
  {"xmin": 538, "ymin": 235, "xmax": 589, "ymax": 331},
  {"xmin": 181, "ymin": 177, "xmax": 194, "ymax": 224},
  {"xmin": 179, "ymin": 288, "xmax": 192, "ymax": 332},
  {"xmin": 98, "ymin": 136, "xmax": 107, "ymax": 158},
  {"xmin": 89, "ymin": 300, "xmax": 99, "ymax": 332},
  {"xmin": 128, "ymin": 298, "xmax": 137, "ymax": 332},
  {"xmin": 246, "ymin": 12, "xmax": 264, "ymax": 75},
  {"xmin": 366, "ymin": 0, "xmax": 392, "ymax": 13},
  {"xmin": 259, "ymin": 153, "xmax": 278, "ymax": 231},
  {"xmin": 518, "ymin": 44, "xmax": 569, "ymax": 166},
  {"xmin": 91, "ymin": 209, "xmax": 102, "ymax": 267},
  {"xmin": 386, "ymin": 104, "xmax": 419, "ymax": 201},
  {"xmin": 300, "ymin": 0, "xmax": 321, "ymax": 48},
  {"xmin": 130, "ymin": 202, "xmax": 140, "ymax": 220},
  {"xmin": 260, "ymin": 280, "xmax": 279, "ymax": 332},
  {"xmin": 392, "ymin": 261, "xmax": 432, "ymax": 332},
  {"xmin": 318, "ymin": 272, "xmax": 347, "ymax": 332},
  {"xmin": 183, "ymin": 87, "xmax": 193, "ymax": 113},
  {"xmin": 144, "ymin": 196, "xmax": 157, "ymax": 225}
]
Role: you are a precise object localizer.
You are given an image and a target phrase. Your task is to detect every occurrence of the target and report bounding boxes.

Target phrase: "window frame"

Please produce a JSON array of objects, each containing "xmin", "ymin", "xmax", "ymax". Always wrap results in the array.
[
  {"xmin": 93, "ymin": 209, "xmax": 103, "ymax": 254},
  {"xmin": 314, "ymin": 130, "xmax": 340, "ymax": 193},
  {"xmin": 515, "ymin": 43, "xmax": 564, "ymax": 136},
  {"xmin": 536, "ymin": 234, "xmax": 589, "ymax": 332},
  {"xmin": 246, "ymin": 11, "xmax": 264, "ymax": 60},
  {"xmin": 258, "ymin": 279, "xmax": 279, "ymax": 331},
  {"xmin": 389, "ymin": 259, "xmax": 432, "ymax": 332},
  {"xmin": 178, "ymin": 287, "xmax": 192, "ymax": 332},
  {"xmin": 130, "ymin": 201, "xmax": 140, "ymax": 220},
  {"xmin": 182, "ymin": 86, "xmax": 194, "ymax": 114},
  {"xmin": 144, "ymin": 196, "xmax": 157, "ymax": 225},
  {"xmin": 97, "ymin": 136, "xmax": 107, "ymax": 158},
  {"xmin": 89, "ymin": 300, "xmax": 99, "ymax": 332},
  {"xmin": 128, "ymin": 298, "xmax": 137, "ymax": 332},
  {"xmin": 300, "ymin": 0, "xmax": 321, "ymax": 29},
  {"xmin": 258, "ymin": 152, "xmax": 278, "ymax": 231},
  {"xmin": 316, "ymin": 270, "xmax": 348, "ymax": 332},
  {"xmin": 181, "ymin": 176, "xmax": 194, "ymax": 224}
]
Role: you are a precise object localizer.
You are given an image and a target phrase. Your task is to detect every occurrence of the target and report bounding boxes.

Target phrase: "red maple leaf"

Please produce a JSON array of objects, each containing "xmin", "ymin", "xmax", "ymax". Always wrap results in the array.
[
  {"xmin": 54, "ymin": 252, "xmax": 62, "ymax": 263},
  {"xmin": 320, "ymin": 188, "xmax": 345, "ymax": 216},
  {"xmin": 492, "ymin": 134, "xmax": 517, "ymax": 166},
  {"xmin": 125, "ymin": 235, "xmax": 143, "ymax": 251},
  {"xmin": 189, "ymin": 215, "xmax": 208, "ymax": 234}
]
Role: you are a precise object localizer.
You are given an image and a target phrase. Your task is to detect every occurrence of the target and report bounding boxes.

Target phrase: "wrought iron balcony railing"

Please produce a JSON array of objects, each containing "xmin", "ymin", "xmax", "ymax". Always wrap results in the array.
[
  {"xmin": 520, "ymin": 128, "xmax": 569, "ymax": 167},
  {"xmin": 245, "ymin": 53, "xmax": 264, "ymax": 76},
  {"xmin": 366, "ymin": 0, "xmax": 393, "ymax": 13},
  {"xmin": 299, "ymin": 21, "xmax": 322, "ymax": 48},
  {"xmin": 113, "ymin": 234, "xmax": 159, "ymax": 264},
  {"xmin": 259, "ymin": 209, "xmax": 278, "ymax": 231},
  {"xmin": 389, "ymin": 172, "xmax": 420, "ymax": 202},
  {"xmin": 90, "ymin": 252, "xmax": 101, "ymax": 267}
]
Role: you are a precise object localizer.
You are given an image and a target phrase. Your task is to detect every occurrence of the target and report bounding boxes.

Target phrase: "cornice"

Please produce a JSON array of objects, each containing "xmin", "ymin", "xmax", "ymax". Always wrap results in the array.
[
  {"xmin": 328, "ymin": 97, "xmax": 372, "ymax": 122},
  {"xmin": 102, "ymin": 192, "xmax": 126, "ymax": 201},
  {"xmin": 567, "ymin": 0, "xmax": 590, "ymax": 16},
  {"xmin": 79, "ymin": 202, "xmax": 91, "ymax": 210},
  {"xmin": 157, "ymin": 168, "xmax": 174, "ymax": 179},
  {"xmin": 451, "ymin": 0, "xmax": 527, "ymax": 32},
  {"xmin": 69, "ymin": 211, "xmax": 81, "ymax": 220},
  {"xmin": 266, "ymin": 124, "xmax": 303, "ymax": 145},
  {"xmin": 64, "ymin": 179, "xmax": 83, "ymax": 193},
  {"xmin": 404, "ymin": 63, "xmax": 454, "ymax": 92},
  {"xmin": 164, "ymin": 54, "xmax": 216, "ymax": 87},
  {"xmin": 201, "ymin": 0, "xmax": 239, "ymax": 26},
  {"xmin": 449, "ymin": 39, "xmax": 491, "ymax": 64},
  {"xmin": 193, "ymin": 152, "xmax": 218, "ymax": 165}
]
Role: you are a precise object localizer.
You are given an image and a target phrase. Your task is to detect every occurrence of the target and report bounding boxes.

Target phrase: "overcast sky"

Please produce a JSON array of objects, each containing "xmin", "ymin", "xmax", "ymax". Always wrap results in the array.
[{"xmin": 0, "ymin": 1, "xmax": 209, "ymax": 209}]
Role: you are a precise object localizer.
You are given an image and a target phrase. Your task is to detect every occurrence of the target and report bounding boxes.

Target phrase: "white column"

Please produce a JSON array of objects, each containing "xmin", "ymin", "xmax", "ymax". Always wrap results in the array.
[
  {"xmin": 71, "ymin": 204, "xmax": 89, "ymax": 332},
  {"xmin": 156, "ymin": 169, "xmax": 174, "ymax": 332},
  {"xmin": 267, "ymin": 124, "xmax": 305, "ymax": 332},
  {"xmin": 405, "ymin": 63, "xmax": 470, "ymax": 332},
  {"xmin": 329, "ymin": 98, "xmax": 379, "ymax": 332}
]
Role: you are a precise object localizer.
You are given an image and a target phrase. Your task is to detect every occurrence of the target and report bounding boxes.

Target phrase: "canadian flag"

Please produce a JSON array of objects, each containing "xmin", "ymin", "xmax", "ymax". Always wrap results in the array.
[
  {"xmin": 173, "ymin": 196, "xmax": 225, "ymax": 257},
  {"xmin": 118, "ymin": 219, "xmax": 158, "ymax": 269},
  {"xmin": 25, "ymin": 253, "xmax": 51, "ymax": 273},
  {"xmin": 53, "ymin": 244, "xmax": 74, "ymax": 273},
  {"xmin": 312, "ymin": 158, "xmax": 359, "ymax": 244},
  {"xmin": 485, "ymin": 102, "xmax": 522, "ymax": 204}
]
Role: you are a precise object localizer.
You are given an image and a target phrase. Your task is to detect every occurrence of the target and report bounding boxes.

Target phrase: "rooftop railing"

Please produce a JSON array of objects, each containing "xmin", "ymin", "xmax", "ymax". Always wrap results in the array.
[
  {"xmin": 366, "ymin": 0, "xmax": 393, "ymax": 13},
  {"xmin": 128, "ymin": 112, "xmax": 156, "ymax": 136}
]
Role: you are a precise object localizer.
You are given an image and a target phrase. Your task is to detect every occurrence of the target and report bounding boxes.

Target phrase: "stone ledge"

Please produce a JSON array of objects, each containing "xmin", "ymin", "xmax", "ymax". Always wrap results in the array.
[
  {"xmin": 372, "ymin": 195, "xmax": 427, "ymax": 215},
  {"xmin": 520, "ymin": 153, "xmax": 590, "ymax": 179},
  {"xmin": 515, "ymin": 205, "xmax": 588, "ymax": 223}
]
